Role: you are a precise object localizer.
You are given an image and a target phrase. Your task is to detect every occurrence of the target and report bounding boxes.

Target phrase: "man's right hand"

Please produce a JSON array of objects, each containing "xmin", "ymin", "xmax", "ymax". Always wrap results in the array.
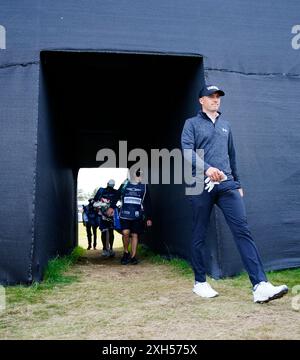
[{"xmin": 205, "ymin": 167, "xmax": 225, "ymax": 182}]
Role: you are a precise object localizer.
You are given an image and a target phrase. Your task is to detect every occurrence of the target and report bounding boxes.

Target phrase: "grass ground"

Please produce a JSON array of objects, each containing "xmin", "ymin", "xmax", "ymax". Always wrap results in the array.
[{"xmin": 0, "ymin": 223, "xmax": 299, "ymax": 340}]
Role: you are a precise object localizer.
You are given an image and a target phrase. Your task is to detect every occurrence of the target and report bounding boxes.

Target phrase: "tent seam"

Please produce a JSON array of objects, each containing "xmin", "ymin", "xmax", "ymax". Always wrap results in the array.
[
  {"xmin": 205, "ymin": 67, "xmax": 300, "ymax": 78},
  {"xmin": 0, "ymin": 61, "xmax": 39, "ymax": 70},
  {"xmin": 28, "ymin": 63, "xmax": 40, "ymax": 283}
]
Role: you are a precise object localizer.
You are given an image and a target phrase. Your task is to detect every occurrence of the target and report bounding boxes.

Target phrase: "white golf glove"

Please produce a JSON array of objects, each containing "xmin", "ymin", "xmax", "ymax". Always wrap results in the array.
[{"xmin": 204, "ymin": 174, "xmax": 227, "ymax": 193}]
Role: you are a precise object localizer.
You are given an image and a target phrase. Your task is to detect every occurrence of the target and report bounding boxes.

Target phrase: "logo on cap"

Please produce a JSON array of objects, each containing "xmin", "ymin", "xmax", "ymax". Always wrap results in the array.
[{"xmin": 207, "ymin": 86, "xmax": 220, "ymax": 91}]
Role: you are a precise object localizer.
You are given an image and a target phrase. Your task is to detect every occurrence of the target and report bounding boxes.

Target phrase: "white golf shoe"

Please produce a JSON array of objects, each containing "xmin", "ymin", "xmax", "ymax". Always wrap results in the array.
[
  {"xmin": 253, "ymin": 281, "xmax": 288, "ymax": 303},
  {"xmin": 193, "ymin": 282, "xmax": 219, "ymax": 298},
  {"xmin": 101, "ymin": 249, "xmax": 110, "ymax": 257}
]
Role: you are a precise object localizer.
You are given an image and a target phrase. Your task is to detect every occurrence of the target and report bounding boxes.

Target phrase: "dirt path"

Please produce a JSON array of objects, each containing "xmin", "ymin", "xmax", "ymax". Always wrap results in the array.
[{"xmin": 0, "ymin": 247, "xmax": 299, "ymax": 340}]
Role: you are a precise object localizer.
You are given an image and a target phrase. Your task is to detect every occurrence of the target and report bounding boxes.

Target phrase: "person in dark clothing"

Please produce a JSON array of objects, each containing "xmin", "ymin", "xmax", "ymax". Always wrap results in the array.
[
  {"xmin": 93, "ymin": 179, "xmax": 118, "ymax": 257},
  {"xmin": 107, "ymin": 169, "xmax": 152, "ymax": 265},
  {"xmin": 181, "ymin": 84, "xmax": 288, "ymax": 303},
  {"xmin": 82, "ymin": 199, "xmax": 98, "ymax": 250}
]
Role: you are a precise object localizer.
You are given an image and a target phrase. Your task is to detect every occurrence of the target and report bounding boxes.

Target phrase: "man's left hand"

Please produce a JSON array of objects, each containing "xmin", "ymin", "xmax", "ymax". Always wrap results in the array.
[
  {"xmin": 204, "ymin": 173, "xmax": 228, "ymax": 193},
  {"xmin": 238, "ymin": 188, "xmax": 244, "ymax": 197}
]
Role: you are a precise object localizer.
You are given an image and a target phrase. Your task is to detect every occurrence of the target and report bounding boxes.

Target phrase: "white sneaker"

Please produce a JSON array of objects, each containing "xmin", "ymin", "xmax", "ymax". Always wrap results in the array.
[
  {"xmin": 193, "ymin": 282, "xmax": 219, "ymax": 298},
  {"xmin": 109, "ymin": 249, "xmax": 115, "ymax": 257},
  {"xmin": 253, "ymin": 281, "xmax": 288, "ymax": 303},
  {"xmin": 101, "ymin": 249, "xmax": 110, "ymax": 257}
]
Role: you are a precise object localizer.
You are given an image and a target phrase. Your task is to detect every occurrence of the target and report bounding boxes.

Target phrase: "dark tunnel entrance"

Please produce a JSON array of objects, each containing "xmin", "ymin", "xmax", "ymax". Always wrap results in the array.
[{"xmin": 33, "ymin": 50, "xmax": 204, "ymax": 281}]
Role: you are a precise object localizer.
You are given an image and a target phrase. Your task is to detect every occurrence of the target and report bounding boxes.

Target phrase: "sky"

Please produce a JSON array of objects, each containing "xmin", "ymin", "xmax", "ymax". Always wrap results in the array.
[{"xmin": 77, "ymin": 168, "xmax": 128, "ymax": 194}]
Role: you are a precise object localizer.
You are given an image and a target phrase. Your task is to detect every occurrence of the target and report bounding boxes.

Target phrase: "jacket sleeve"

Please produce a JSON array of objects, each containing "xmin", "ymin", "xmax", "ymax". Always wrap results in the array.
[
  {"xmin": 143, "ymin": 185, "xmax": 152, "ymax": 221},
  {"xmin": 228, "ymin": 128, "xmax": 241, "ymax": 187},
  {"xmin": 93, "ymin": 188, "xmax": 103, "ymax": 201},
  {"xmin": 82, "ymin": 208, "xmax": 89, "ymax": 223},
  {"xmin": 181, "ymin": 118, "xmax": 211, "ymax": 173},
  {"xmin": 110, "ymin": 184, "xmax": 123, "ymax": 208}
]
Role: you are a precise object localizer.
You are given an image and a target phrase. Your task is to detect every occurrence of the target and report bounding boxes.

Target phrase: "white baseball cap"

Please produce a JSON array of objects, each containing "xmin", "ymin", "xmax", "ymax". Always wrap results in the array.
[{"xmin": 107, "ymin": 179, "xmax": 115, "ymax": 187}]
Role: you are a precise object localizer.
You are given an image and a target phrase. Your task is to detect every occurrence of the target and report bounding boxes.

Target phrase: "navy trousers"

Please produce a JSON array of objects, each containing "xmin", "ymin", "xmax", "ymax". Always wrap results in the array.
[
  {"xmin": 190, "ymin": 180, "xmax": 267, "ymax": 286},
  {"xmin": 86, "ymin": 224, "xmax": 97, "ymax": 248}
]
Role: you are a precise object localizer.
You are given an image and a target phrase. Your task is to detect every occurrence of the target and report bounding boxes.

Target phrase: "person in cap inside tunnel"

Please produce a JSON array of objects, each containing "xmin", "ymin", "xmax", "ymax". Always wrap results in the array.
[
  {"xmin": 107, "ymin": 169, "xmax": 152, "ymax": 265},
  {"xmin": 82, "ymin": 198, "xmax": 98, "ymax": 250},
  {"xmin": 93, "ymin": 179, "xmax": 118, "ymax": 257}
]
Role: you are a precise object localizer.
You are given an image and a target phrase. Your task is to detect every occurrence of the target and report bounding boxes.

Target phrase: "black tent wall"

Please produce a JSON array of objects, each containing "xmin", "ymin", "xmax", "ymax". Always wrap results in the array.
[
  {"xmin": 0, "ymin": 0, "xmax": 300, "ymax": 284},
  {"xmin": 0, "ymin": 63, "xmax": 39, "ymax": 284},
  {"xmin": 32, "ymin": 63, "xmax": 78, "ymax": 282}
]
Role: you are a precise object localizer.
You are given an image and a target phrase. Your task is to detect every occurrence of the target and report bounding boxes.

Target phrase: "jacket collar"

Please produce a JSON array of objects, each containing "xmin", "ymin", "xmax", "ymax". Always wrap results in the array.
[{"xmin": 198, "ymin": 110, "xmax": 221, "ymax": 121}]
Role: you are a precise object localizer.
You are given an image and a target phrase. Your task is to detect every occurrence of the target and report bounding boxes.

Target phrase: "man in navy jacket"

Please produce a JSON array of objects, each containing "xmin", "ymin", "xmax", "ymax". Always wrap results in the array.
[
  {"xmin": 82, "ymin": 199, "xmax": 98, "ymax": 250},
  {"xmin": 181, "ymin": 84, "xmax": 288, "ymax": 303},
  {"xmin": 107, "ymin": 170, "xmax": 152, "ymax": 265}
]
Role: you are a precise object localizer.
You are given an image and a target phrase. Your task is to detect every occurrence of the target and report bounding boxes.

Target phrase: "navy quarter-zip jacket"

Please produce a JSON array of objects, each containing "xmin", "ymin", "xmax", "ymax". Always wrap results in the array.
[{"xmin": 181, "ymin": 111, "xmax": 241, "ymax": 187}]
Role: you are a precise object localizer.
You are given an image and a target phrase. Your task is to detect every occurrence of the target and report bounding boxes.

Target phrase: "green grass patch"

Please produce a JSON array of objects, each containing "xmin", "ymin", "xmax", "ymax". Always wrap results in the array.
[
  {"xmin": 138, "ymin": 244, "xmax": 193, "ymax": 278},
  {"xmin": 5, "ymin": 246, "xmax": 85, "ymax": 305},
  {"xmin": 139, "ymin": 244, "xmax": 300, "ymax": 288},
  {"xmin": 43, "ymin": 246, "xmax": 85, "ymax": 285},
  {"xmin": 219, "ymin": 267, "xmax": 300, "ymax": 290},
  {"xmin": 263, "ymin": 267, "xmax": 300, "ymax": 288}
]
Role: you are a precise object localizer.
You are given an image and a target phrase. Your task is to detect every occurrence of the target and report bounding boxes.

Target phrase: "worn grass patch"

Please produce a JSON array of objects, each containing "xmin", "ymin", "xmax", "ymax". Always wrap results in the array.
[
  {"xmin": 1, "ymin": 242, "xmax": 299, "ymax": 340},
  {"xmin": 138, "ymin": 245, "xmax": 193, "ymax": 278}
]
